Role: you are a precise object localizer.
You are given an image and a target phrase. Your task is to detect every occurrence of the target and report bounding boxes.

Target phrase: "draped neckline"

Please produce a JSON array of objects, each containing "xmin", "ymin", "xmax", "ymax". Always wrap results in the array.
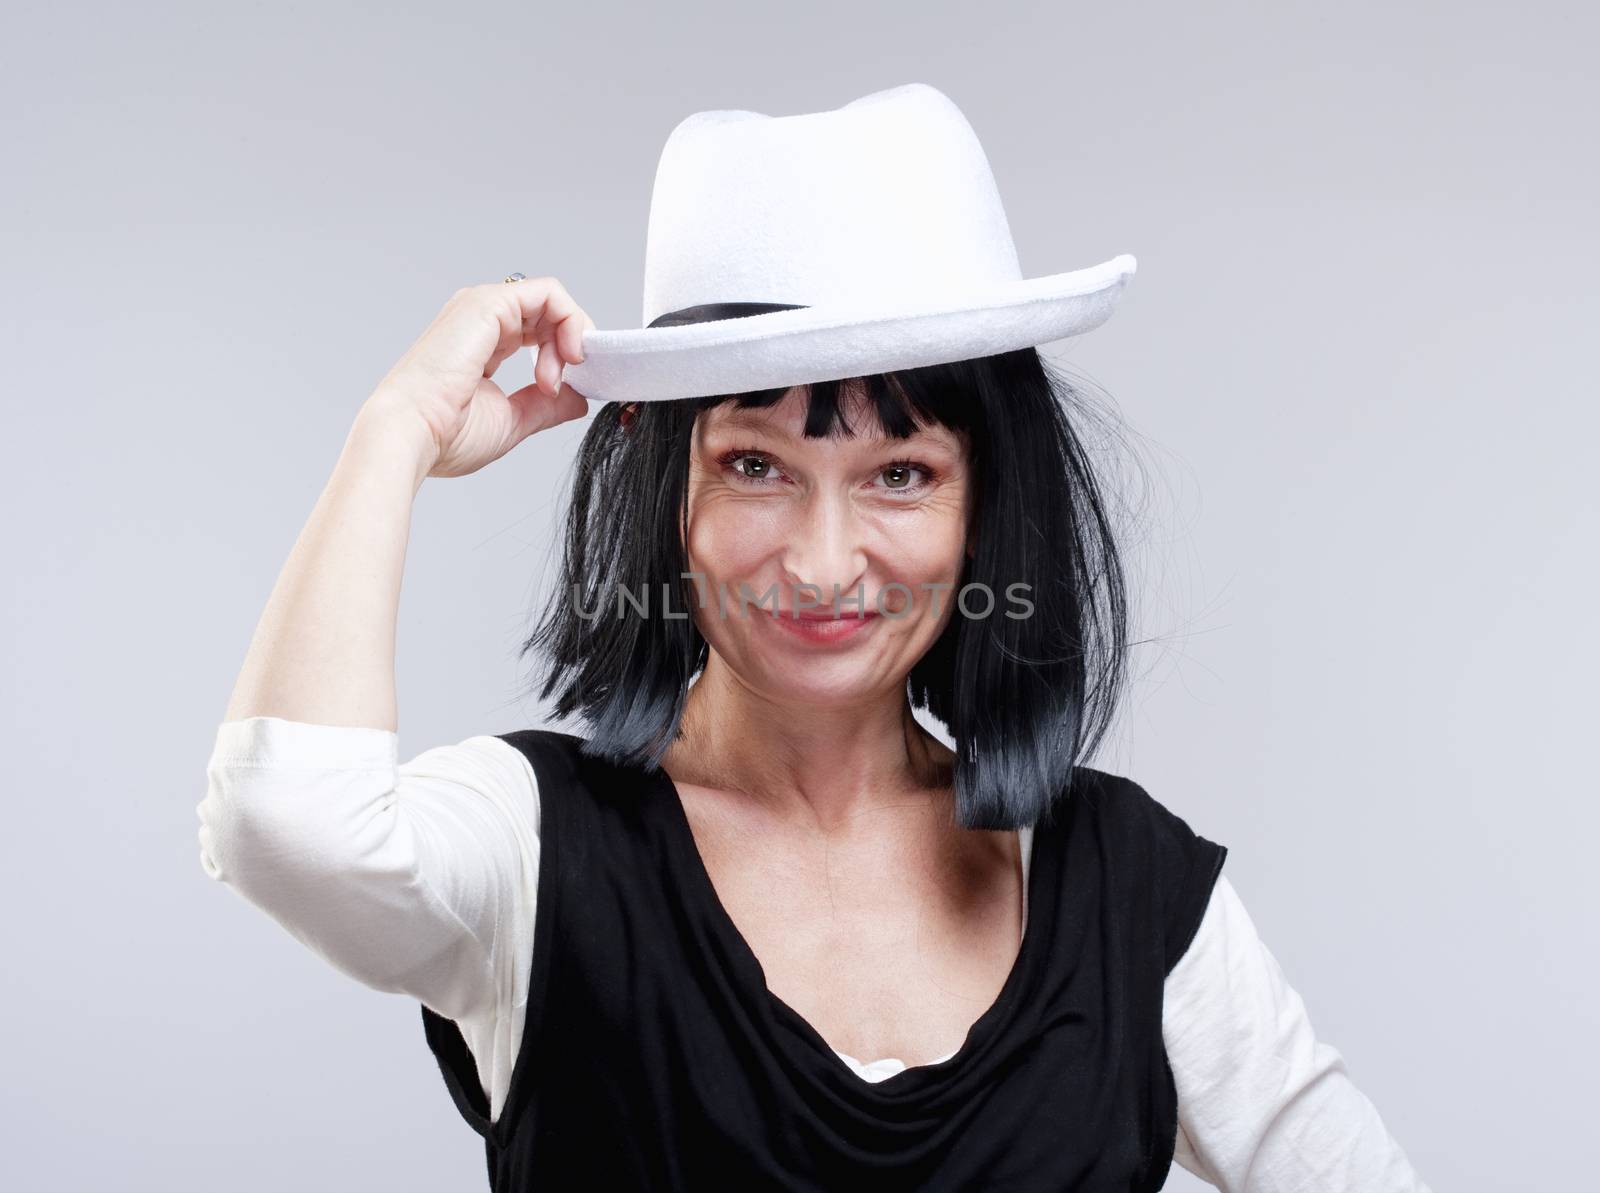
[{"xmin": 649, "ymin": 763, "xmax": 1057, "ymax": 1097}]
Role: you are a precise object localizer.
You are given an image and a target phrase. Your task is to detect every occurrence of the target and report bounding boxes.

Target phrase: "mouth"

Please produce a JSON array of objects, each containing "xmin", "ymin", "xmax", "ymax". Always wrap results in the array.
[
  {"xmin": 761, "ymin": 607, "xmax": 881, "ymax": 645},
  {"xmin": 779, "ymin": 609, "xmax": 878, "ymax": 621}
]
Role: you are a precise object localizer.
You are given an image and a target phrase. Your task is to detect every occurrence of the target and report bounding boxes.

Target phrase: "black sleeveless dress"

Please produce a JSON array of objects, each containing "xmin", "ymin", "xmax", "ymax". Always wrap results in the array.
[{"xmin": 419, "ymin": 729, "xmax": 1227, "ymax": 1191}]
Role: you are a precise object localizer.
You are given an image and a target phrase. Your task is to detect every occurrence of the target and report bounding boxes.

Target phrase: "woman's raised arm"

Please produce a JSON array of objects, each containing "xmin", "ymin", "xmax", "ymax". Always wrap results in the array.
[
  {"xmin": 221, "ymin": 276, "xmax": 592, "ymax": 731},
  {"xmin": 196, "ymin": 279, "xmax": 590, "ymax": 1028}
]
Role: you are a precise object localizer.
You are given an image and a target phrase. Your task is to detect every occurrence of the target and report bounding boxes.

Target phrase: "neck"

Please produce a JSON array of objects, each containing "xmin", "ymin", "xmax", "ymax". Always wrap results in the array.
[{"xmin": 662, "ymin": 654, "xmax": 955, "ymax": 834}]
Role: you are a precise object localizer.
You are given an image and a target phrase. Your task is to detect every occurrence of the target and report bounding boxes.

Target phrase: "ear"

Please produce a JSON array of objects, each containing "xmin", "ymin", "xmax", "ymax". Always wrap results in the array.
[{"xmin": 620, "ymin": 402, "xmax": 639, "ymax": 432}]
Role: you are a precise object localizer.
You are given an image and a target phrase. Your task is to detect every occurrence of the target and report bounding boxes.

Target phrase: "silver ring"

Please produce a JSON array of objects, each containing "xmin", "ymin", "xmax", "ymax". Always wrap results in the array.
[{"xmin": 503, "ymin": 271, "xmax": 526, "ymax": 283}]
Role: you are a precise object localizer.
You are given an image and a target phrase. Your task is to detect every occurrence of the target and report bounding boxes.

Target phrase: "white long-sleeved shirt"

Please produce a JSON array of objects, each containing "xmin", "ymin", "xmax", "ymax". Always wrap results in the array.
[{"xmin": 197, "ymin": 716, "xmax": 1430, "ymax": 1190}]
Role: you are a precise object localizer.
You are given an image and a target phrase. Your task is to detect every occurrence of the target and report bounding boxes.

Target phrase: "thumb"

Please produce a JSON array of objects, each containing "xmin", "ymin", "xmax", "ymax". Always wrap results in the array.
[{"xmin": 505, "ymin": 379, "xmax": 589, "ymax": 442}]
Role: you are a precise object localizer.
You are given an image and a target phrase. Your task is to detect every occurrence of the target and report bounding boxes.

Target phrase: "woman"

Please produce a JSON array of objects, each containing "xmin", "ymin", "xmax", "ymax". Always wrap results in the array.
[{"xmin": 198, "ymin": 85, "xmax": 1429, "ymax": 1190}]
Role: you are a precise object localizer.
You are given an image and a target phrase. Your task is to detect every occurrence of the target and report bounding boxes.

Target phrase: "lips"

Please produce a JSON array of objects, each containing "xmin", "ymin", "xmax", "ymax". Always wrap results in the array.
[
  {"xmin": 773, "ymin": 609, "xmax": 879, "ymax": 621},
  {"xmin": 758, "ymin": 605, "xmax": 882, "ymax": 646}
]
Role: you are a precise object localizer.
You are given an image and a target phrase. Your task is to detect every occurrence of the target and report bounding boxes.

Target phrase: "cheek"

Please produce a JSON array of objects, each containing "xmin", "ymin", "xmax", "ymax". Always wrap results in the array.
[
  {"xmin": 879, "ymin": 515, "xmax": 960, "ymax": 572},
  {"xmin": 879, "ymin": 494, "xmax": 969, "ymax": 576},
  {"xmin": 684, "ymin": 495, "xmax": 784, "ymax": 578},
  {"xmin": 874, "ymin": 498, "xmax": 969, "ymax": 617},
  {"xmin": 891, "ymin": 529, "xmax": 966, "ymax": 616}
]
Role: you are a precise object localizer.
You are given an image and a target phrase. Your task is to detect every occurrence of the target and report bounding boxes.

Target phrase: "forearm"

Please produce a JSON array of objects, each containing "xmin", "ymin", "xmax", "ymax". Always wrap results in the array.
[{"xmin": 223, "ymin": 404, "xmax": 434, "ymax": 731}]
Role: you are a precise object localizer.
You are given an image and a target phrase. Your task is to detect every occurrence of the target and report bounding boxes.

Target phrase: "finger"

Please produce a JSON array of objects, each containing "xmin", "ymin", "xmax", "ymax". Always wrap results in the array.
[
  {"xmin": 483, "ymin": 331, "xmax": 525, "ymax": 380},
  {"xmin": 526, "ymin": 279, "xmax": 593, "ymax": 372},
  {"xmin": 523, "ymin": 315, "xmax": 559, "ymax": 394},
  {"xmin": 480, "ymin": 292, "xmax": 538, "ymax": 378},
  {"xmin": 534, "ymin": 338, "xmax": 564, "ymax": 396},
  {"xmin": 521, "ymin": 302, "xmax": 589, "ymax": 378},
  {"xmin": 504, "ymin": 378, "xmax": 589, "ymax": 439},
  {"xmin": 480, "ymin": 276, "xmax": 585, "ymax": 376},
  {"xmin": 510, "ymin": 276, "xmax": 583, "ymax": 352},
  {"xmin": 555, "ymin": 305, "xmax": 589, "ymax": 365}
]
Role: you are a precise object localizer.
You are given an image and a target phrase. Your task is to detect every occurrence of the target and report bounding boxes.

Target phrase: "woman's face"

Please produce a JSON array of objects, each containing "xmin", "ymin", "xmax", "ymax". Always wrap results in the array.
[{"xmin": 684, "ymin": 384, "xmax": 973, "ymax": 706}]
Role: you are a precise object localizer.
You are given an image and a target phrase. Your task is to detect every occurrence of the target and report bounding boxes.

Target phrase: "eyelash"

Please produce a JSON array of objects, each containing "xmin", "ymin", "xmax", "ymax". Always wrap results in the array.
[{"xmin": 717, "ymin": 446, "xmax": 937, "ymax": 496}]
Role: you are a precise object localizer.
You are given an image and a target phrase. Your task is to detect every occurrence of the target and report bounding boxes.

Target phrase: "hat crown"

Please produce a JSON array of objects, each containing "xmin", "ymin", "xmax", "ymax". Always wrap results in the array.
[{"xmin": 641, "ymin": 83, "xmax": 1023, "ymax": 326}]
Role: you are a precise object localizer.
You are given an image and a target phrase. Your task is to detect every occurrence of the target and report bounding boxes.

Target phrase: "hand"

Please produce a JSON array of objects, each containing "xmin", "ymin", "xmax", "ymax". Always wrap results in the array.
[{"xmin": 358, "ymin": 276, "xmax": 594, "ymax": 479}]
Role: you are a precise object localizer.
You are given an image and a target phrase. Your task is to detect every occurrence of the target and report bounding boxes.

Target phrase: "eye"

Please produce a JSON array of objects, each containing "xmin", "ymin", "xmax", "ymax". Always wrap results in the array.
[
  {"xmin": 716, "ymin": 447, "xmax": 939, "ymax": 496},
  {"xmin": 873, "ymin": 461, "xmax": 935, "ymax": 496},
  {"xmin": 721, "ymin": 449, "xmax": 789, "ymax": 487}
]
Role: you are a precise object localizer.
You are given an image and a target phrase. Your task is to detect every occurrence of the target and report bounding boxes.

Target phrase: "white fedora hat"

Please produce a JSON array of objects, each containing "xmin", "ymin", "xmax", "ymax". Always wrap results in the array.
[{"xmin": 559, "ymin": 81, "xmax": 1137, "ymax": 404}]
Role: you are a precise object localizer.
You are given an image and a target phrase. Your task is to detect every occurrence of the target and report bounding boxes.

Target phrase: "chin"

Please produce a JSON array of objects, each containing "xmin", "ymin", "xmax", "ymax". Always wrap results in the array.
[{"xmin": 746, "ymin": 653, "xmax": 903, "ymax": 704}]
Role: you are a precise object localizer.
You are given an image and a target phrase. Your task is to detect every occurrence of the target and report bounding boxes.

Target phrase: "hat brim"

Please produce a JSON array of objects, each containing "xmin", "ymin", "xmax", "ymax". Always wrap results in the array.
[{"xmin": 559, "ymin": 253, "xmax": 1136, "ymax": 404}]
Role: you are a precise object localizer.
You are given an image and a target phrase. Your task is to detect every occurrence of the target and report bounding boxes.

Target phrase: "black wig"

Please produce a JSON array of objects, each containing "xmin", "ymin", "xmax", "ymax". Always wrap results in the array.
[{"xmin": 518, "ymin": 346, "xmax": 1132, "ymax": 831}]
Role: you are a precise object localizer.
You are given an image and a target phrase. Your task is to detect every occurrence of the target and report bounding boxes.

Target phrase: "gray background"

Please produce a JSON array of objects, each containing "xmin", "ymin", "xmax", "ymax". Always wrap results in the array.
[{"xmin": 3, "ymin": 2, "xmax": 1593, "ymax": 1189}]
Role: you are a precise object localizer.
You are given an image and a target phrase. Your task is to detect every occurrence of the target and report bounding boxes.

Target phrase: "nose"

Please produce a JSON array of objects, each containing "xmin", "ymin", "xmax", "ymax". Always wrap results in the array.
[{"xmin": 780, "ymin": 488, "xmax": 869, "ymax": 608}]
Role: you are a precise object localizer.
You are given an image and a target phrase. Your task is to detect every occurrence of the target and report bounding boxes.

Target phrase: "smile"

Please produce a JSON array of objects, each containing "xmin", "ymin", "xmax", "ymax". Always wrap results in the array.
[{"xmin": 760, "ymin": 609, "xmax": 881, "ymax": 646}]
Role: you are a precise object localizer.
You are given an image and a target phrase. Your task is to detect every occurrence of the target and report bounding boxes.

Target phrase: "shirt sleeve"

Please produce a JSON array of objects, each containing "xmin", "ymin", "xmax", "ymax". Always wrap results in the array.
[
  {"xmin": 1163, "ymin": 874, "xmax": 1431, "ymax": 1192},
  {"xmin": 195, "ymin": 715, "xmax": 542, "ymax": 1106}
]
